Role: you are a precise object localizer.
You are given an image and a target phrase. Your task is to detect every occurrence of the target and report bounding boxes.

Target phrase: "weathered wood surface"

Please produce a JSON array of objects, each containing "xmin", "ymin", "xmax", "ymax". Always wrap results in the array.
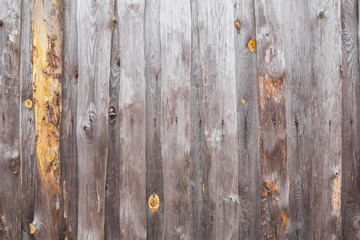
[{"xmin": 2, "ymin": 0, "xmax": 360, "ymax": 239}]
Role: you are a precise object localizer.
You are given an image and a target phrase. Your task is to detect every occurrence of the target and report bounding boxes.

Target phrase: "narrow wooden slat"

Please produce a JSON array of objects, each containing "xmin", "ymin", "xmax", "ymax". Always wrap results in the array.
[
  {"xmin": 189, "ymin": 0, "xmax": 211, "ymax": 238},
  {"xmin": 233, "ymin": 1, "xmax": 261, "ymax": 239},
  {"xmin": 283, "ymin": 1, "xmax": 313, "ymax": 239},
  {"xmin": 31, "ymin": 0, "xmax": 63, "ymax": 238},
  {"xmin": 196, "ymin": 1, "xmax": 239, "ymax": 239},
  {"xmin": 341, "ymin": 0, "xmax": 360, "ymax": 239},
  {"xmin": 105, "ymin": 1, "xmax": 120, "ymax": 239},
  {"xmin": 76, "ymin": 0, "xmax": 113, "ymax": 238},
  {"xmin": 59, "ymin": 0, "xmax": 78, "ymax": 239},
  {"xmin": 117, "ymin": 0, "xmax": 147, "ymax": 238},
  {"xmin": 0, "ymin": 1, "xmax": 21, "ymax": 239},
  {"xmin": 19, "ymin": 1, "xmax": 35, "ymax": 239},
  {"xmin": 310, "ymin": 1, "xmax": 342, "ymax": 239},
  {"xmin": 254, "ymin": 1, "xmax": 288, "ymax": 239},
  {"xmin": 160, "ymin": 0, "xmax": 191, "ymax": 238}
]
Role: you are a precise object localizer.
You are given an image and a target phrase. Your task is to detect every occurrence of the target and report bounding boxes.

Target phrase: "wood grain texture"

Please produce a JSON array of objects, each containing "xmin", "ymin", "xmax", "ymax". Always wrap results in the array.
[
  {"xmin": 233, "ymin": 1, "xmax": 261, "ymax": 239},
  {"xmin": 59, "ymin": 0, "xmax": 78, "ymax": 239},
  {"xmin": 283, "ymin": 1, "xmax": 313, "ymax": 239},
  {"xmin": 144, "ymin": 0, "xmax": 164, "ymax": 239},
  {"xmin": 255, "ymin": 1, "xmax": 288, "ymax": 239},
  {"xmin": 196, "ymin": 1, "xmax": 239, "ymax": 239},
  {"xmin": 160, "ymin": 0, "xmax": 191, "ymax": 239},
  {"xmin": 19, "ymin": 1, "xmax": 35, "ymax": 239},
  {"xmin": 105, "ymin": 1, "xmax": 120, "ymax": 239},
  {"xmin": 0, "ymin": 1, "xmax": 21, "ymax": 239},
  {"xmin": 117, "ymin": 0, "xmax": 147, "ymax": 239},
  {"xmin": 341, "ymin": 0, "xmax": 360, "ymax": 239},
  {"xmin": 76, "ymin": 0, "xmax": 113, "ymax": 239},
  {"xmin": 310, "ymin": 1, "xmax": 342, "ymax": 239}
]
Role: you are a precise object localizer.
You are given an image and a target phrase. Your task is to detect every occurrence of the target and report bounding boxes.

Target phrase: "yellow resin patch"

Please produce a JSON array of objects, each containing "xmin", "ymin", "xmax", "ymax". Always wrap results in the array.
[
  {"xmin": 242, "ymin": 99, "xmax": 245, "ymax": 105},
  {"xmin": 29, "ymin": 223, "xmax": 35, "ymax": 234},
  {"xmin": 248, "ymin": 39, "xmax": 256, "ymax": 53},
  {"xmin": 148, "ymin": 194, "xmax": 160, "ymax": 212},
  {"xmin": 32, "ymin": 0, "xmax": 62, "ymax": 179},
  {"xmin": 25, "ymin": 99, "xmax": 33, "ymax": 108}
]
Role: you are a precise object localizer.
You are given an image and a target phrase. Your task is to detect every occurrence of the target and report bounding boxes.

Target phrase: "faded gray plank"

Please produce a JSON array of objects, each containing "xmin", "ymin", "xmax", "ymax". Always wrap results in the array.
[
  {"xmin": 254, "ymin": 1, "xmax": 288, "ymax": 239},
  {"xmin": 196, "ymin": 1, "xmax": 239, "ymax": 239},
  {"xmin": 233, "ymin": 1, "xmax": 261, "ymax": 239},
  {"xmin": 117, "ymin": 0, "xmax": 147, "ymax": 239},
  {"xmin": 310, "ymin": 0, "xmax": 342, "ymax": 239},
  {"xmin": 76, "ymin": 0, "xmax": 113, "ymax": 238},
  {"xmin": 341, "ymin": 0, "xmax": 360, "ymax": 239},
  {"xmin": 160, "ymin": 0, "xmax": 191, "ymax": 239},
  {"xmin": 59, "ymin": 0, "xmax": 78, "ymax": 239},
  {"xmin": 19, "ymin": 0, "xmax": 35, "ymax": 239},
  {"xmin": 0, "ymin": 1, "xmax": 21, "ymax": 239},
  {"xmin": 283, "ymin": 1, "xmax": 313, "ymax": 239}
]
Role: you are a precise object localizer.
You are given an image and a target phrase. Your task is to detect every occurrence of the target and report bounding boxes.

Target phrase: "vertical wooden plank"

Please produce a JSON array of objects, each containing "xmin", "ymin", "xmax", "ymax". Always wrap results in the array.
[
  {"xmin": 341, "ymin": 0, "xmax": 360, "ymax": 239},
  {"xmin": 196, "ymin": 1, "xmax": 239, "ymax": 239},
  {"xmin": 117, "ymin": 0, "xmax": 146, "ymax": 239},
  {"xmin": 19, "ymin": 0, "xmax": 35, "ymax": 239},
  {"xmin": 59, "ymin": 0, "xmax": 78, "ymax": 239},
  {"xmin": 189, "ymin": 0, "xmax": 211, "ymax": 238},
  {"xmin": 31, "ymin": 0, "xmax": 63, "ymax": 238},
  {"xmin": 283, "ymin": 1, "xmax": 313, "ymax": 239},
  {"xmin": 254, "ymin": 1, "xmax": 288, "ymax": 239},
  {"xmin": 144, "ymin": 0, "xmax": 164, "ymax": 238},
  {"xmin": 105, "ymin": 1, "xmax": 120, "ymax": 239},
  {"xmin": 76, "ymin": 0, "xmax": 113, "ymax": 239},
  {"xmin": 0, "ymin": 1, "xmax": 21, "ymax": 239},
  {"xmin": 160, "ymin": 0, "xmax": 191, "ymax": 238},
  {"xmin": 233, "ymin": 1, "xmax": 261, "ymax": 239},
  {"xmin": 310, "ymin": 1, "xmax": 342, "ymax": 239}
]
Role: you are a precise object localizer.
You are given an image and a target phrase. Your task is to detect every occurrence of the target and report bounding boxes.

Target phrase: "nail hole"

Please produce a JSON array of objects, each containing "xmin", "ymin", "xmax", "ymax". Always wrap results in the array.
[
  {"xmin": 319, "ymin": 11, "xmax": 324, "ymax": 18},
  {"xmin": 75, "ymin": 72, "xmax": 79, "ymax": 80},
  {"xmin": 0, "ymin": 20, "xmax": 3, "ymax": 27},
  {"xmin": 117, "ymin": 59, "xmax": 120, "ymax": 67}
]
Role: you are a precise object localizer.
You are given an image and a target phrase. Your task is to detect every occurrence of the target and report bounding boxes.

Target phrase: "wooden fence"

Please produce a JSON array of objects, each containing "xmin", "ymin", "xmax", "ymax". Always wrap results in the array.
[{"xmin": 0, "ymin": 0, "xmax": 359, "ymax": 239}]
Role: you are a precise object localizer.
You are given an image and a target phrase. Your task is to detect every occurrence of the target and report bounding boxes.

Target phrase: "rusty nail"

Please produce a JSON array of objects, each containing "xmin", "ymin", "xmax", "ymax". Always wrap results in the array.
[
  {"xmin": 75, "ymin": 72, "xmax": 78, "ymax": 80},
  {"xmin": 234, "ymin": 20, "xmax": 241, "ymax": 31},
  {"xmin": 42, "ymin": 116, "xmax": 46, "ymax": 120},
  {"xmin": 83, "ymin": 126, "xmax": 87, "ymax": 131}
]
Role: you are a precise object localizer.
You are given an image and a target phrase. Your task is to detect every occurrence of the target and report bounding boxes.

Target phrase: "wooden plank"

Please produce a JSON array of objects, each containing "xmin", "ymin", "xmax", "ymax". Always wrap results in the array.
[
  {"xmin": 232, "ymin": 1, "xmax": 261, "ymax": 239},
  {"xmin": 341, "ymin": 0, "xmax": 360, "ymax": 239},
  {"xmin": 160, "ymin": 0, "xmax": 191, "ymax": 239},
  {"xmin": 117, "ymin": 0, "xmax": 147, "ymax": 239},
  {"xmin": 189, "ymin": 0, "xmax": 211, "ymax": 238},
  {"xmin": 144, "ymin": 0, "xmax": 164, "ymax": 239},
  {"xmin": 0, "ymin": 1, "xmax": 21, "ymax": 239},
  {"xmin": 30, "ymin": 0, "xmax": 63, "ymax": 238},
  {"xmin": 283, "ymin": 1, "xmax": 313, "ymax": 239},
  {"xmin": 105, "ymin": 1, "xmax": 120, "ymax": 240},
  {"xmin": 195, "ymin": 1, "xmax": 239, "ymax": 239},
  {"xmin": 59, "ymin": 0, "xmax": 78, "ymax": 239},
  {"xmin": 254, "ymin": 1, "xmax": 288, "ymax": 239},
  {"xmin": 310, "ymin": 1, "xmax": 342, "ymax": 239},
  {"xmin": 19, "ymin": 1, "xmax": 35, "ymax": 239},
  {"xmin": 76, "ymin": 0, "xmax": 113, "ymax": 239}
]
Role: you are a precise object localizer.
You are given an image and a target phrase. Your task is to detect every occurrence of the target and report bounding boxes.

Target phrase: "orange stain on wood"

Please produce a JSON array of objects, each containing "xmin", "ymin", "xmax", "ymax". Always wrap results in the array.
[
  {"xmin": 248, "ymin": 39, "xmax": 256, "ymax": 52},
  {"xmin": 281, "ymin": 211, "xmax": 288, "ymax": 231},
  {"xmin": 332, "ymin": 173, "xmax": 341, "ymax": 216},
  {"xmin": 262, "ymin": 179, "xmax": 279, "ymax": 196}
]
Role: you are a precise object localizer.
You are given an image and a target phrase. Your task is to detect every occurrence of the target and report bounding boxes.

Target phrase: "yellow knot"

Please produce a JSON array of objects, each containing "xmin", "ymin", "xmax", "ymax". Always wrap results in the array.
[
  {"xmin": 148, "ymin": 194, "xmax": 159, "ymax": 212},
  {"xmin": 242, "ymin": 99, "xmax": 246, "ymax": 105},
  {"xmin": 41, "ymin": 85, "xmax": 50, "ymax": 96},
  {"xmin": 248, "ymin": 39, "xmax": 256, "ymax": 53},
  {"xmin": 29, "ymin": 223, "xmax": 35, "ymax": 234},
  {"xmin": 202, "ymin": 182, "xmax": 205, "ymax": 193},
  {"xmin": 25, "ymin": 99, "xmax": 33, "ymax": 108},
  {"xmin": 45, "ymin": 149, "xmax": 55, "ymax": 163}
]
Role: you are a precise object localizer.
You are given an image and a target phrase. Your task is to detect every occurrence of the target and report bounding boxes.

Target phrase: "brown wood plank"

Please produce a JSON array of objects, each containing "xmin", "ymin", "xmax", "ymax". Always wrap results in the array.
[
  {"xmin": 59, "ymin": 0, "xmax": 79, "ymax": 239},
  {"xmin": 19, "ymin": 0, "xmax": 35, "ymax": 239},
  {"xmin": 0, "ymin": 1, "xmax": 21, "ymax": 239},
  {"xmin": 76, "ymin": 0, "xmax": 113, "ymax": 238},
  {"xmin": 310, "ymin": 1, "xmax": 342, "ymax": 239},
  {"xmin": 196, "ymin": 1, "xmax": 239, "ymax": 239},
  {"xmin": 117, "ymin": 0, "xmax": 147, "ymax": 239},
  {"xmin": 189, "ymin": 0, "xmax": 211, "ymax": 238},
  {"xmin": 160, "ymin": 0, "xmax": 191, "ymax": 238},
  {"xmin": 233, "ymin": 1, "xmax": 261, "ymax": 239},
  {"xmin": 105, "ymin": 1, "xmax": 120, "ymax": 239},
  {"xmin": 30, "ymin": 0, "xmax": 63, "ymax": 238},
  {"xmin": 341, "ymin": 0, "xmax": 360, "ymax": 239},
  {"xmin": 254, "ymin": 1, "xmax": 288, "ymax": 239},
  {"xmin": 283, "ymin": 1, "xmax": 313, "ymax": 239}
]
